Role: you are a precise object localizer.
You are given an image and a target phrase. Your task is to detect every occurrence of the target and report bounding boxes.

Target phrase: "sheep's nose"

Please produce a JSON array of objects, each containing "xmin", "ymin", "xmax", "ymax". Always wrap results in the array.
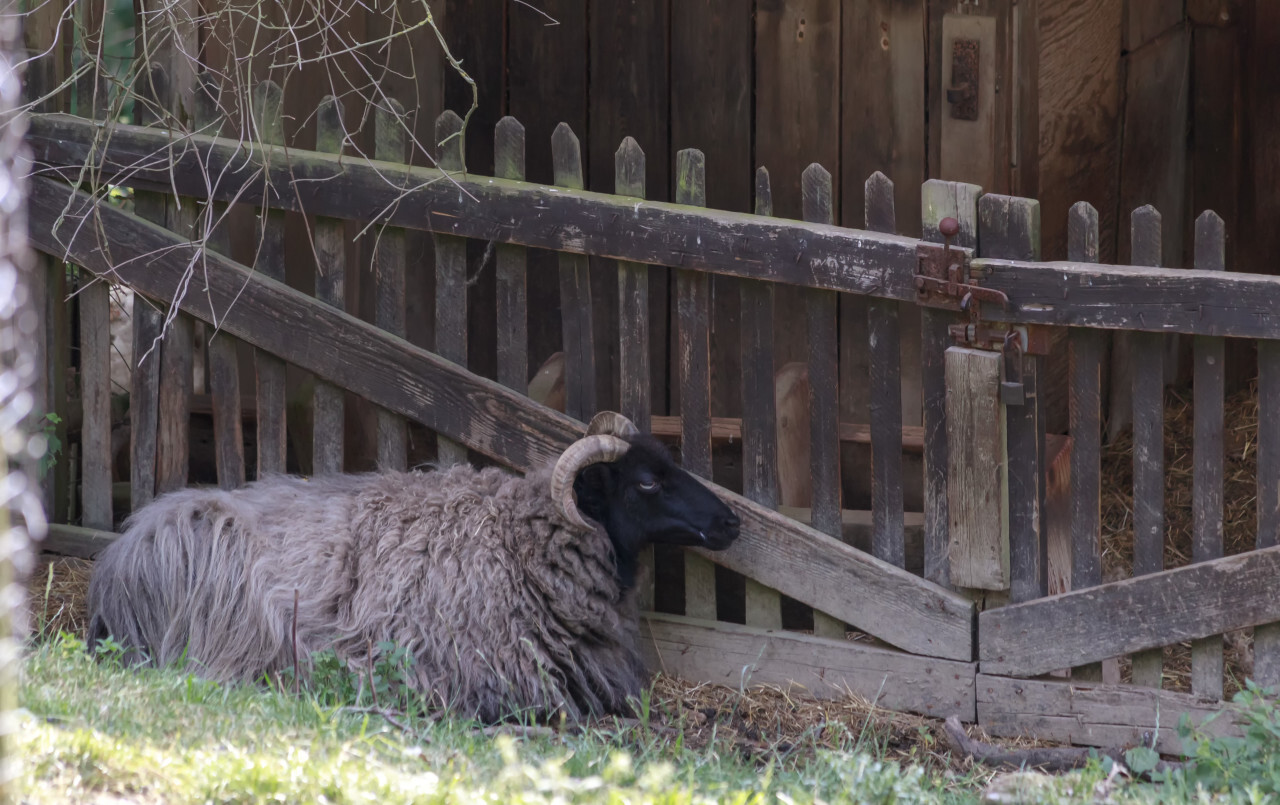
[{"xmin": 724, "ymin": 512, "xmax": 741, "ymax": 529}]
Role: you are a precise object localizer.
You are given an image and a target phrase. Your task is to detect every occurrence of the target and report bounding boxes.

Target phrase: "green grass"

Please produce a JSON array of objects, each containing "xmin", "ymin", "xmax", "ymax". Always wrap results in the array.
[{"xmin": 15, "ymin": 632, "xmax": 1280, "ymax": 804}]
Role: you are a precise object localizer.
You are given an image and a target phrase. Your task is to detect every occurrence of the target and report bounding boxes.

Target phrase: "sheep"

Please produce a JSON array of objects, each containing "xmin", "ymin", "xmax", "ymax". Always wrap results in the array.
[{"xmin": 86, "ymin": 412, "xmax": 741, "ymax": 722}]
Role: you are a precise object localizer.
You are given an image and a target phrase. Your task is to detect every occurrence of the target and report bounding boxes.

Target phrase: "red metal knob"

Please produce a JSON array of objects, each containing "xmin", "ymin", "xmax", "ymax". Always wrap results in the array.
[{"xmin": 939, "ymin": 217, "xmax": 960, "ymax": 239}]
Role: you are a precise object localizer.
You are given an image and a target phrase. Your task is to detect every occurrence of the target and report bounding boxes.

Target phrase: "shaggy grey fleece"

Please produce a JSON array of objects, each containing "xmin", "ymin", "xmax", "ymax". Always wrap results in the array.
[{"xmin": 88, "ymin": 464, "xmax": 647, "ymax": 722}]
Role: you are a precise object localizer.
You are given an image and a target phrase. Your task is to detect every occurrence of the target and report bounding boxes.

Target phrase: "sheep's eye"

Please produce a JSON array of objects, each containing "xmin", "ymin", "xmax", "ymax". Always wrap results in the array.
[{"xmin": 637, "ymin": 478, "xmax": 660, "ymax": 494}]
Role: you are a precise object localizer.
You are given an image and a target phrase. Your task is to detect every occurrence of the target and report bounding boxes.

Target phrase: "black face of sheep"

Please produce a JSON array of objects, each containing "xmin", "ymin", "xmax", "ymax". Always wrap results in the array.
[{"xmin": 555, "ymin": 413, "xmax": 741, "ymax": 591}]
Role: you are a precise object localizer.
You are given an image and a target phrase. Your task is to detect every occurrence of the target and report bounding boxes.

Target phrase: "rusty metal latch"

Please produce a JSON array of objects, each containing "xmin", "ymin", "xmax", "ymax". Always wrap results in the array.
[
  {"xmin": 947, "ymin": 38, "xmax": 980, "ymax": 121},
  {"xmin": 915, "ymin": 216, "xmax": 1009, "ymax": 318}
]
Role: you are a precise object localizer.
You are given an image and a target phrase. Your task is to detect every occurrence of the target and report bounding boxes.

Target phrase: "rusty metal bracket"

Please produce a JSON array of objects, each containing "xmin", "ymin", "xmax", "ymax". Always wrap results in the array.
[
  {"xmin": 915, "ymin": 217, "xmax": 1009, "ymax": 318},
  {"xmin": 947, "ymin": 38, "xmax": 980, "ymax": 121},
  {"xmin": 999, "ymin": 329, "xmax": 1027, "ymax": 406},
  {"xmin": 947, "ymin": 323, "xmax": 1053, "ymax": 356}
]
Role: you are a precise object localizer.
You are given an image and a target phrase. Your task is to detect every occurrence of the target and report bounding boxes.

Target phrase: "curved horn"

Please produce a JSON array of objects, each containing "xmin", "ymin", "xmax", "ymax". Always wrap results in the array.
[
  {"xmin": 551, "ymin": 434, "xmax": 632, "ymax": 531},
  {"xmin": 586, "ymin": 411, "xmax": 640, "ymax": 439}
]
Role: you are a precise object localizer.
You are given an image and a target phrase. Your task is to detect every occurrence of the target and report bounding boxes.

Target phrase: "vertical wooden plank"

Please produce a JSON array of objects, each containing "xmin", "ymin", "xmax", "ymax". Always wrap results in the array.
[
  {"xmin": 1191, "ymin": 211, "xmax": 1226, "ymax": 700},
  {"xmin": 551, "ymin": 123, "xmax": 597, "ymax": 421},
  {"xmin": 866, "ymin": 172, "xmax": 906, "ymax": 567},
  {"xmin": 979, "ymin": 193, "xmax": 1044, "ymax": 604},
  {"xmin": 945, "ymin": 347, "xmax": 1007, "ymax": 590},
  {"xmin": 433, "ymin": 110, "xmax": 469, "ymax": 465},
  {"xmin": 155, "ymin": 278, "xmax": 192, "ymax": 495},
  {"xmin": 1038, "ymin": 0, "xmax": 1123, "ymax": 263},
  {"xmin": 614, "ymin": 135, "xmax": 654, "ymax": 611},
  {"xmin": 841, "ymin": 0, "xmax": 924, "ymax": 237},
  {"xmin": 1130, "ymin": 204, "xmax": 1165, "ymax": 689},
  {"xmin": 672, "ymin": 0, "xmax": 750, "ymax": 422},
  {"xmin": 757, "ymin": 0, "xmax": 841, "ymax": 376},
  {"xmin": 252, "ymin": 80, "xmax": 288, "ymax": 477},
  {"xmin": 676, "ymin": 148, "xmax": 716, "ymax": 621},
  {"xmin": 310, "ymin": 96, "xmax": 346, "ymax": 476},
  {"xmin": 1110, "ymin": 26, "xmax": 1191, "ymax": 437},
  {"xmin": 802, "ymin": 164, "xmax": 842, "ymax": 537},
  {"xmin": 589, "ymin": 0, "xmax": 669, "ymax": 413},
  {"xmin": 800, "ymin": 163, "xmax": 844, "ymax": 639},
  {"xmin": 494, "ymin": 117, "xmax": 529, "ymax": 395},
  {"xmin": 78, "ymin": 276, "xmax": 111, "ymax": 529},
  {"xmin": 1257, "ymin": 336, "xmax": 1280, "ymax": 690},
  {"xmin": 196, "ymin": 77, "xmax": 246, "ymax": 491},
  {"xmin": 374, "ymin": 100, "xmax": 409, "ymax": 472},
  {"xmin": 614, "ymin": 137, "xmax": 650, "ymax": 432},
  {"xmin": 740, "ymin": 168, "xmax": 782, "ymax": 630},
  {"xmin": 1067, "ymin": 201, "xmax": 1105, "ymax": 682},
  {"xmin": 129, "ymin": 67, "xmax": 167, "ymax": 509},
  {"xmin": 72, "ymin": 59, "xmax": 112, "ymax": 527},
  {"xmin": 506, "ymin": 0, "xmax": 588, "ymax": 381},
  {"xmin": 920, "ymin": 179, "xmax": 983, "ymax": 589}
]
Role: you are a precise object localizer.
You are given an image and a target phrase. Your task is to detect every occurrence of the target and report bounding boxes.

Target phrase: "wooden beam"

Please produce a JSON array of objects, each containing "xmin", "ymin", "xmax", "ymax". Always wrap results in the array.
[
  {"xmin": 38, "ymin": 522, "xmax": 116, "ymax": 560},
  {"xmin": 977, "ymin": 674, "xmax": 1239, "ymax": 757},
  {"xmin": 30, "ymin": 176, "xmax": 976, "ymax": 662},
  {"xmin": 32, "ymin": 113, "xmax": 1280, "ymax": 339},
  {"xmin": 641, "ymin": 613, "xmax": 976, "ymax": 720},
  {"xmin": 980, "ymin": 543, "xmax": 1280, "ymax": 678},
  {"xmin": 29, "ymin": 114, "xmax": 920, "ymax": 301}
]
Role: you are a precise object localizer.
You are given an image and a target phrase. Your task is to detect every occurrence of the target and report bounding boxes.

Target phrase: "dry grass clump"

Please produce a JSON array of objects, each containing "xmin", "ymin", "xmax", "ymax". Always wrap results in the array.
[
  {"xmin": 26, "ymin": 555, "xmax": 94, "ymax": 639},
  {"xmin": 1100, "ymin": 380, "xmax": 1263, "ymax": 696}
]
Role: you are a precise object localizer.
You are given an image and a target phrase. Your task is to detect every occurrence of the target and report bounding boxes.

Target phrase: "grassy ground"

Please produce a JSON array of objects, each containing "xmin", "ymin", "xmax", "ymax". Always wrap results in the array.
[
  {"xmin": 18, "ymin": 632, "xmax": 1280, "ymax": 805},
  {"xmin": 20, "ymin": 557, "xmax": 1280, "ymax": 804}
]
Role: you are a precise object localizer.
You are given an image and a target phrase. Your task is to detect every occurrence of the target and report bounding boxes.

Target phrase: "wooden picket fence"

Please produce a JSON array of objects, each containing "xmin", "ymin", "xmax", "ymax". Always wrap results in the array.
[{"xmin": 25, "ymin": 76, "xmax": 1280, "ymax": 755}]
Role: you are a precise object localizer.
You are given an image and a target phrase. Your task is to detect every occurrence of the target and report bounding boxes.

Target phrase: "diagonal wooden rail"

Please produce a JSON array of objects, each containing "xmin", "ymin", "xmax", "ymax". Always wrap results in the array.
[
  {"xmin": 29, "ymin": 113, "xmax": 1280, "ymax": 338},
  {"xmin": 29, "ymin": 175, "xmax": 976, "ymax": 662}
]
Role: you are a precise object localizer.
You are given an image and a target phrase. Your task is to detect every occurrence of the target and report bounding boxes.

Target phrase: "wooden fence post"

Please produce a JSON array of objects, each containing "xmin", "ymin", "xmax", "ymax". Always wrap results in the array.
[
  {"xmin": 252, "ymin": 80, "xmax": 289, "ymax": 479},
  {"xmin": 978, "ymin": 194, "xmax": 1045, "ymax": 605},
  {"xmin": 434, "ymin": 110, "xmax": 470, "ymax": 466},
  {"xmin": 196, "ymin": 75, "xmax": 245, "ymax": 490},
  {"xmin": 741, "ymin": 167, "xmax": 781, "ymax": 630},
  {"xmin": 865, "ymin": 171, "xmax": 906, "ymax": 568},
  {"xmin": 1258, "ymin": 329, "xmax": 1280, "ymax": 690},
  {"xmin": 801, "ymin": 163, "xmax": 845, "ymax": 640},
  {"xmin": 675, "ymin": 148, "xmax": 716, "ymax": 621},
  {"xmin": 1191, "ymin": 210, "xmax": 1226, "ymax": 700},
  {"xmin": 1067, "ymin": 201, "xmax": 1106, "ymax": 683},
  {"xmin": 615, "ymin": 135, "xmax": 654, "ymax": 611},
  {"xmin": 920, "ymin": 179, "xmax": 983, "ymax": 590},
  {"xmin": 494, "ymin": 117, "xmax": 529, "ymax": 397},
  {"xmin": 1130, "ymin": 204, "xmax": 1166, "ymax": 689},
  {"xmin": 374, "ymin": 100, "xmax": 409, "ymax": 472},
  {"xmin": 552, "ymin": 123, "xmax": 596, "ymax": 422},
  {"xmin": 312, "ymin": 96, "xmax": 347, "ymax": 475}
]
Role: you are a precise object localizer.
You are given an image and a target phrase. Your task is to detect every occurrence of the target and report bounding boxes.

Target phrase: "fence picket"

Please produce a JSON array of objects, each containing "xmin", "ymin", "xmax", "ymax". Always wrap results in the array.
[
  {"xmin": 675, "ymin": 148, "xmax": 716, "ymax": 621},
  {"xmin": 614, "ymin": 135, "xmax": 653, "ymax": 611},
  {"xmin": 196, "ymin": 75, "xmax": 245, "ymax": 490},
  {"xmin": 252, "ymin": 80, "xmax": 289, "ymax": 477},
  {"xmin": 157, "ymin": 206, "xmax": 194, "ymax": 495},
  {"xmin": 1192, "ymin": 210, "xmax": 1226, "ymax": 699},
  {"xmin": 373, "ymin": 101, "xmax": 409, "ymax": 472},
  {"xmin": 801, "ymin": 163, "xmax": 845, "ymax": 639},
  {"xmin": 78, "ymin": 274, "xmax": 111, "ymax": 529},
  {"xmin": 741, "ymin": 167, "xmax": 781, "ymax": 630},
  {"xmin": 1130, "ymin": 204, "xmax": 1166, "ymax": 689},
  {"xmin": 312, "ymin": 97, "xmax": 347, "ymax": 475},
  {"xmin": 920, "ymin": 179, "xmax": 982, "ymax": 589},
  {"xmin": 1257, "ymin": 338, "xmax": 1280, "ymax": 689},
  {"xmin": 552, "ymin": 123, "xmax": 596, "ymax": 422},
  {"xmin": 495, "ymin": 117, "xmax": 529, "ymax": 396},
  {"xmin": 865, "ymin": 171, "xmax": 905, "ymax": 568},
  {"xmin": 434, "ymin": 110, "xmax": 470, "ymax": 465},
  {"xmin": 1067, "ymin": 201, "xmax": 1105, "ymax": 683},
  {"xmin": 978, "ymin": 194, "xmax": 1045, "ymax": 605}
]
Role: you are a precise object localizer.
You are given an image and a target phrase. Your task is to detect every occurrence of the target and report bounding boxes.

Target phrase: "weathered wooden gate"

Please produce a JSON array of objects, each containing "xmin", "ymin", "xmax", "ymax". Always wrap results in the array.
[{"xmin": 25, "ymin": 89, "xmax": 1280, "ymax": 753}]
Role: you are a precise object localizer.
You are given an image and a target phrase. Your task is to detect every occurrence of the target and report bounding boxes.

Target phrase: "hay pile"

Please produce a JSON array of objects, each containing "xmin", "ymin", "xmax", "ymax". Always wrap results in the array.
[{"xmin": 1101, "ymin": 381, "xmax": 1262, "ymax": 696}]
